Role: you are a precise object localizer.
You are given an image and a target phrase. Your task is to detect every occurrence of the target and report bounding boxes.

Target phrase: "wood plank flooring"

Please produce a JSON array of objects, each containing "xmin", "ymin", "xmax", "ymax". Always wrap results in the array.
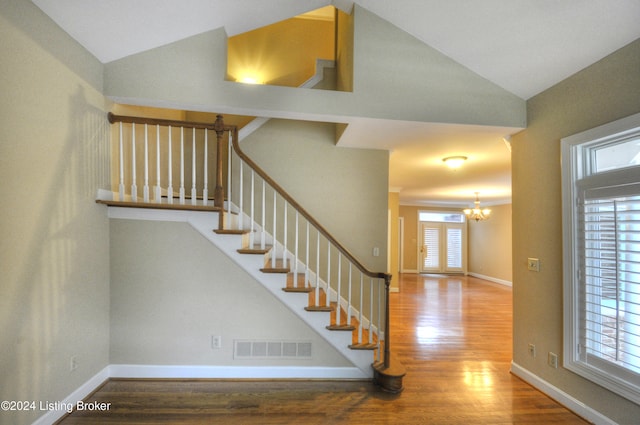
[{"xmin": 57, "ymin": 274, "xmax": 589, "ymax": 424}]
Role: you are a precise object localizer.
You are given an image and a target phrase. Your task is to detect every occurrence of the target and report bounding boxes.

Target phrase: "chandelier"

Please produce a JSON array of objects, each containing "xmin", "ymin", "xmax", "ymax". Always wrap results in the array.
[{"xmin": 463, "ymin": 192, "xmax": 491, "ymax": 222}]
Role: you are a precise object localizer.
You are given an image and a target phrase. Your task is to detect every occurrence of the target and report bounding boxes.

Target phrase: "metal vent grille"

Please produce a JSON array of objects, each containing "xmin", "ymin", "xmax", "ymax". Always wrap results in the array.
[{"xmin": 234, "ymin": 340, "xmax": 312, "ymax": 359}]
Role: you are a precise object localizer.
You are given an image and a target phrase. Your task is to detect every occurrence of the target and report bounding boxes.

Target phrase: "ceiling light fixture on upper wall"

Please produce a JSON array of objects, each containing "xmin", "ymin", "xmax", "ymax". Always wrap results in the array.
[
  {"xmin": 442, "ymin": 155, "xmax": 467, "ymax": 170},
  {"xmin": 464, "ymin": 192, "xmax": 491, "ymax": 222}
]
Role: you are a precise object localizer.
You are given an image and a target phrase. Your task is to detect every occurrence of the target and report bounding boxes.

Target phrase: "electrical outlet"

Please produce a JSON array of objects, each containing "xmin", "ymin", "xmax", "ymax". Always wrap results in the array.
[
  {"xmin": 212, "ymin": 335, "xmax": 222, "ymax": 349},
  {"xmin": 548, "ymin": 352, "xmax": 558, "ymax": 368},
  {"xmin": 70, "ymin": 355, "xmax": 78, "ymax": 372},
  {"xmin": 527, "ymin": 258, "xmax": 540, "ymax": 272},
  {"xmin": 528, "ymin": 343, "xmax": 536, "ymax": 358}
]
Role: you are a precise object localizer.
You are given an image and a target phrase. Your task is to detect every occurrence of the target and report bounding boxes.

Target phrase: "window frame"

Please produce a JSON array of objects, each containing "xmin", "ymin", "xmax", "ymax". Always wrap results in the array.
[{"xmin": 561, "ymin": 112, "xmax": 640, "ymax": 404}]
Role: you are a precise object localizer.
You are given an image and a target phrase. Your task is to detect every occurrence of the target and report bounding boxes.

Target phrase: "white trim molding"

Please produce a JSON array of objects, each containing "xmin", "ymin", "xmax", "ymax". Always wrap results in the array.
[
  {"xmin": 511, "ymin": 362, "xmax": 617, "ymax": 425},
  {"xmin": 109, "ymin": 364, "xmax": 368, "ymax": 380},
  {"xmin": 32, "ymin": 367, "xmax": 110, "ymax": 425},
  {"xmin": 467, "ymin": 272, "xmax": 512, "ymax": 287}
]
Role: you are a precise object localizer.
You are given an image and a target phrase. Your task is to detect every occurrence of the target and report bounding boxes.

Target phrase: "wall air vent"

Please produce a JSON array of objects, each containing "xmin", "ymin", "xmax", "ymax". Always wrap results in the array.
[{"xmin": 234, "ymin": 340, "xmax": 312, "ymax": 359}]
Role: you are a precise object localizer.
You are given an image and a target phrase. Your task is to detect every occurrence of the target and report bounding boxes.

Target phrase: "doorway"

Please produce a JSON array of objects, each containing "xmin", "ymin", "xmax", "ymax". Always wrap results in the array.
[{"xmin": 418, "ymin": 212, "xmax": 466, "ymax": 274}]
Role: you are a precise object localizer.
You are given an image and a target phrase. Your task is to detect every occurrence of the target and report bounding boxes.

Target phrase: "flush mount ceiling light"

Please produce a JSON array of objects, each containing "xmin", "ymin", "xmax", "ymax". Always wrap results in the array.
[
  {"xmin": 463, "ymin": 192, "xmax": 491, "ymax": 222},
  {"xmin": 442, "ymin": 156, "xmax": 467, "ymax": 170}
]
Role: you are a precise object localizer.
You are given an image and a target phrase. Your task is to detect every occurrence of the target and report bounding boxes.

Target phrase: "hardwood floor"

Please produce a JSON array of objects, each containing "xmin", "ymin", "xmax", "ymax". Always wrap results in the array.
[{"xmin": 58, "ymin": 274, "xmax": 589, "ymax": 424}]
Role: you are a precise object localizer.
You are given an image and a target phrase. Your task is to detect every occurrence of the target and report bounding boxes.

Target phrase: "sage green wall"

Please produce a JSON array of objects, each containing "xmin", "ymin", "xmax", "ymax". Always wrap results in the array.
[
  {"xmin": 0, "ymin": 1, "xmax": 110, "ymax": 424},
  {"xmin": 104, "ymin": 6, "xmax": 524, "ymax": 129},
  {"xmin": 240, "ymin": 119, "xmax": 389, "ymax": 272},
  {"xmin": 110, "ymin": 220, "xmax": 351, "ymax": 367},
  {"xmin": 511, "ymin": 39, "xmax": 640, "ymax": 423}
]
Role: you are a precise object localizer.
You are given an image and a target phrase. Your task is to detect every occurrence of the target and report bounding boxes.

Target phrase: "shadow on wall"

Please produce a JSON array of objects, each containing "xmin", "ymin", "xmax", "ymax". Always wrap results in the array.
[{"xmin": 1, "ymin": 85, "xmax": 110, "ymax": 421}]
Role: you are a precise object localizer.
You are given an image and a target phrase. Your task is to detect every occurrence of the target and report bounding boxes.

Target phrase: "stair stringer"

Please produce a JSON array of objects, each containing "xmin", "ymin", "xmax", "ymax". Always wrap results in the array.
[
  {"xmin": 229, "ymin": 205, "xmax": 384, "ymax": 343},
  {"xmin": 189, "ymin": 212, "xmax": 374, "ymax": 378},
  {"xmin": 107, "ymin": 206, "xmax": 374, "ymax": 378}
]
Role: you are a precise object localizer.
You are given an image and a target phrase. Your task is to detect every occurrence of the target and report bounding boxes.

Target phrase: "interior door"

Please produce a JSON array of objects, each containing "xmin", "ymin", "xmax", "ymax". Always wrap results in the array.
[
  {"xmin": 419, "ymin": 222, "xmax": 465, "ymax": 273},
  {"xmin": 419, "ymin": 223, "xmax": 442, "ymax": 273}
]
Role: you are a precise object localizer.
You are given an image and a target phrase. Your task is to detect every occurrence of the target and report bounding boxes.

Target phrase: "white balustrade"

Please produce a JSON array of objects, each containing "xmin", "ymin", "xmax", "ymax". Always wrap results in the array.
[
  {"xmin": 167, "ymin": 126, "xmax": 173, "ymax": 204},
  {"xmin": 143, "ymin": 124, "xmax": 149, "ymax": 203},
  {"xmin": 191, "ymin": 128, "xmax": 197, "ymax": 205},
  {"xmin": 155, "ymin": 125, "xmax": 161, "ymax": 202},
  {"xmin": 131, "ymin": 123, "xmax": 137, "ymax": 201},
  {"xmin": 179, "ymin": 127, "xmax": 185, "ymax": 204}
]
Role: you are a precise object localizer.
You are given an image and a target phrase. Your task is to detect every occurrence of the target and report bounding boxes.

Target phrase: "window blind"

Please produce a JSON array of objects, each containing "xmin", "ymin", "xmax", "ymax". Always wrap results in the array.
[
  {"xmin": 424, "ymin": 227, "xmax": 439, "ymax": 268},
  {"xmin": 447, "ymin": 227, "xmax": 463, "ymax": 269},
  {"xmin": 581, "ymin": 193, "xmax": 640, "ymax": 375}
]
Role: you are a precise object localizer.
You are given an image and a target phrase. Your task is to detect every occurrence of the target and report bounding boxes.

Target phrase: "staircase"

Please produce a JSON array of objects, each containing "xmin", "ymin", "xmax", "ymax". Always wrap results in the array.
[{"xmin": 100, "ymin": 112, "xmax": 405, "ymax": 392}]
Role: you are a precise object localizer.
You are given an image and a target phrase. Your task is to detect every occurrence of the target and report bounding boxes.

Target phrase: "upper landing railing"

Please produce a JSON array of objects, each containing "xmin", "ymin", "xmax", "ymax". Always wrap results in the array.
[{"xmin": 106, "ymin": 112, "xmax": 395, "ymax": 374}]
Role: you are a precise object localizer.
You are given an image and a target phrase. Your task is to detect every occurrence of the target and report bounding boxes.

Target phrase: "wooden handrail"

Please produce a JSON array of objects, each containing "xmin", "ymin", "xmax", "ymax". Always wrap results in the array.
[
  {"xmin": 222, "ymin": 117, "xmax": 390, "ymax": 282},
  {"xmin": 108, "ymin": 112, "xmax": 223, "ymax": 131}
]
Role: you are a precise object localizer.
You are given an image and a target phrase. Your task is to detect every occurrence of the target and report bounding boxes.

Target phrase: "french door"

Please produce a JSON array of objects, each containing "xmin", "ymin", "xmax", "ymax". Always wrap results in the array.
[{"xmin": 419, "ymin": 222, "xmax": 465, "ymax": 273}]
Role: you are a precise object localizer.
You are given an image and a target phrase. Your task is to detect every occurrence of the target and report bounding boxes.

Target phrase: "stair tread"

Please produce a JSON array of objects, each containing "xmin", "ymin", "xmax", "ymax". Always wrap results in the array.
[
  {"xmin": 282, "ymin": 287, "xmax": 313, "ymax": 293},
  {"xmin": 238, "ymin": 246, "xmax": 272, "ymax": 254},
  {"xmin": 261, "ymin": 259, "xmax": 290, "ymax": 273},
  {"xmin": 349, "ymin": 343, "xmax": 378, "ymax": 350},
  {"xmin": 326, "ymin": 324, "xmax": 356, "ymax": 331},
  {"xmin": 305, "ymin": 305, "xmax": 334, "ymax": 312},
  {"xmin": 214, "ymin": 228, "xmax": 251, "ymax": 235}
]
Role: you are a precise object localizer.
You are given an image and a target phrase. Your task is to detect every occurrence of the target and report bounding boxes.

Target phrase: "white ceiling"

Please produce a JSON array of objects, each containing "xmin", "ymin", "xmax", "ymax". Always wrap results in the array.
[{"xmin": 31, "ymin": 0, "xmax": 640, "ymax": 206}]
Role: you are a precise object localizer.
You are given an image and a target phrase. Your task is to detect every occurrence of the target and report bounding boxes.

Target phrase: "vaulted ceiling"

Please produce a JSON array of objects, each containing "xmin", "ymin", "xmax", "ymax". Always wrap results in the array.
[{"xmin": 31, "ymin": 0, "xmax": 640, "ymax": 206}]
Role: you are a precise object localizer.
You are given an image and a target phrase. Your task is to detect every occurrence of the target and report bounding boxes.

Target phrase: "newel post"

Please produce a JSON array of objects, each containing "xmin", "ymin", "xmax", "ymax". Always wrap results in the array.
[
  {"xmin": 213, "ymin": 115, "xmax": 225, "ymax": 210},
  {"xmin": 372, "ymin": 272, "xmax": 406, "ymax": 393},
  {"xmin": 384, "ymin": 274, "xmax": 392, "ymax": 368}
]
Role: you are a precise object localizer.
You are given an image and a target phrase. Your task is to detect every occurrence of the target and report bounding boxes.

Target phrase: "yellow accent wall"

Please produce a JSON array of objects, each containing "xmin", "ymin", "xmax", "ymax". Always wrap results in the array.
[{"xmin": 227, "ymin": 16, "xmax": 335, "ymax": 87}]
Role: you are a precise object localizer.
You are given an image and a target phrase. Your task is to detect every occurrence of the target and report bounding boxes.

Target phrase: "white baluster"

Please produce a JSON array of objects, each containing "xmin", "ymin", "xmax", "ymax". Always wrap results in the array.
[
  {"xmin": 131, "ymin": 123, "xmax": 137, "ymax": 201},
  {"xmin": 238, "ymin": 161, "xmax": 243, "ymax": 230},
  {"xmin": 294, "ymin": 211, "xmax": 299, "ymax": 284},
  {"xmin": 283, "ymin": 201, "xmax": 287, "ymax": 268},
  {"xmin": 167, "ymin": 126, "xmax": 173, "ymax": 204},
  {"xmin": 271, "ymin": 191, "xmax": 277, "ymax": 268},
  {"xmin": 202, "ymin": 130, "xmax": 208, "ymax": 205},
  {"xmin": 347, "ymin": 263, "xmax": 353, "ymax": 326},
  {"xmin": 305, "ymin": 222, "xmax": 310, "ymax": 288},
  {"xmin": 369, "ymin": 278, "xmax": 374, "ymax": 344},
  {"xmin": 227, "ymin": 134, "xmax": 232, "ymax": 214},
  {"xmin": 261, "ymin": 180, "xmax": 266, "ymax": 249},
  {"xmin": 179, "ymin": 127, "xmax": 185, "ymax": 204},
  {"xmin": 155, "ymin": 124, "xmax": 161, "ymax": 202},
  {"xmin": 191, "ymin": 127, "xmax": 197, "ymax": 205},
  {"xmin": 336, "ymin": 253, "xmax": 342, "ymax": 326},
  {"xmin": 250, "ymin": 170, "xmax": 255, "ymax": 247},
  {"xmin": 143, "ymin": 124, "xmax": 149, "ymax": 202},
  {"xmin": 118, "ymin": 122, "xmax": 124, "ymax": 201},
  {"xmin": 358, "ymin": 273, "xmax": 364, "ymax": 344},
  {"xmin": 315, "ymin": 229, "xmax": 320, "ymax": 305},
  {"xmin": 326, "ymin": 244, "xmax": 331, "ymax": 308}
]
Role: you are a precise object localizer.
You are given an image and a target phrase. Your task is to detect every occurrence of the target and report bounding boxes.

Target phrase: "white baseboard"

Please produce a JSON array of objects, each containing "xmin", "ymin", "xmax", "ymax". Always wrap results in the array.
[
  {"xmin": 109, "ymin": 364, "xmax": 369, "ymax": 380},
  {"xmin": 467, "ymin": 272, "xmax": 512, "ymax": 287},
  {"xmin": 32, "ymin": 366, "xmax": 110, "ymax": 425},
  {"xmin": 510, "ymin": 362, "xmax": 616, "ymax": 425}
]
